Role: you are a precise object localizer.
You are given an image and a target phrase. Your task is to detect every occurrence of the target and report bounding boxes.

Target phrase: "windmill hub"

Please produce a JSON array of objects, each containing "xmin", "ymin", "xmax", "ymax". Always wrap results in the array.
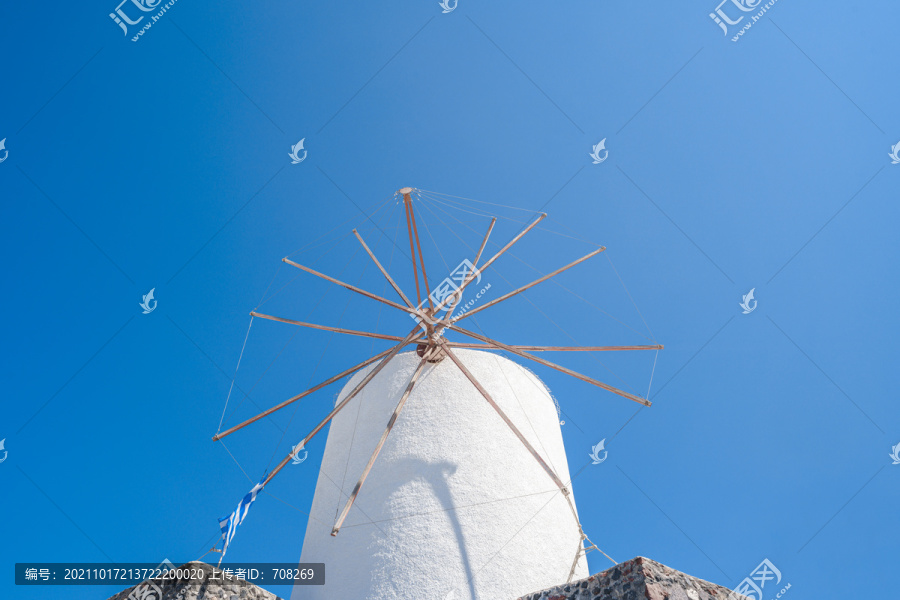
[{"xmin": 415, "ymin": 342, "xmax": 446, "ymax": 363}]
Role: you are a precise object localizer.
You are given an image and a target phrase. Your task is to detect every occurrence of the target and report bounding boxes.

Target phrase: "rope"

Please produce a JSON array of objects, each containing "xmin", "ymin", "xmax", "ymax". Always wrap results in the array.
[
  {"xmin": 224, "ymin": 222, "xmax": 385, "ymax": 427},
  {"xmin": 420, "ymin": 192, "xmax": 652, "ymax": 342},
  {"xmin": 418, "ymin": 191, "xmax": 600, "ymax": 245},
  {"xmin": 604, "ymin": 253, "xmax": 657, "ymax": 342},
  {"xmin": 416, "ymin": 188, "xmax": 542, "ymax": 213},
  {"xmin": 421, "ymin": 194, "xmax": 652, "ymax": 339},
  {"xmin": 416, "ymin": 199, "xmax": 584, "ymax": 432},
  {"xmin": 370, "ymin": 204, "xmax": 405, "ymax": 355},
  {"xmin": 215, "ymin": 193, "xmax": 400, "ymax": 491},
  {"xmin": 337, "ymin": 488, "xmax": 558, "ymax": 529},
  {"xmin": 255, "ymin": 263, "xmax": 283, "ymax": 311},
  {"xmin": 265, "ymin": 200, "xmax": 401, "ymax": 474},
  {"xmin": 284, "ymin": 194, "xmax": 397, "ymax": 259},
  {"xmin": 332, "ymin": 204, "xmax": 406, "ymax": 518},
  {"xmin": 419, "ymin": 195, "xmax": 640, "ymax": 394},
  {"xmin": 424, "ymin": 195, "xmax": 647, "ymax": 373},
  {"xmin": 221, "ymin": 429, "xmax": 333, "ymax": 528},
  {"xmin": 254, "ymin": 229, "xmax": 354, "ymax": 310},
  {"xmin": 569, "ymin": 532, "xmax": 617, "ymax": 577},
  {"xmin": 489, "ymin": 352, "xmax": 562, "ymax": 477},
  {"xmin": 220, "ymin": 328, "xmax": 297, "ymax": 432},
  {"xmin": 194, "ymin": 529, "xmax": 224, "ymax": 561},
  {"xmin": 217, "ymin": 316, "xmax": 253, "ymax": 434},
  {"xmin": 219, "ymin": 439, "xmax": 254, "ymax": 484},
  {"xmin": 646, "ymin": 348, "xmax": 660, "ymax": 400}
]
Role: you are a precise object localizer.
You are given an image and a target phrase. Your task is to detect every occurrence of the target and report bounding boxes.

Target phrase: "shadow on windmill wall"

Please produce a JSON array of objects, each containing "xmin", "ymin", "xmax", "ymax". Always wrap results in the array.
[{"xmin": 390, "ymin": 457, "xmax": 476, "ymax": 600}]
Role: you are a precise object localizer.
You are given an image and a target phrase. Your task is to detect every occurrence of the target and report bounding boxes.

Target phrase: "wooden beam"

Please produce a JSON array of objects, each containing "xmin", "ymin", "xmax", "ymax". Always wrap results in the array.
[
  {"xmin": 331, "ymin": 356, "xmax": 430, "ymax": 535},
  {"xmin": 452, "ymin": 247, "xmax": 606, "ymax": 323},
  {"xmin": 282, "ymin": 258, "xmax": 418, "ymax": 318},
  {"xmin": 474, "ymin": 213, "xmax": 545, "ymax": 278},
  {"xmin": 424, "ymin": 217, "xmax": 498, "ymax": 328},
  {"xmin": 261, "ymin": 326, "xmax": 423, "ymax": 489},
  {"xmin": 250, "ymin": 311, "xmax": 409, "ymax": 342},
  {"xmin": 402, "ymin": 192, "xmax": 423, "ymax": 306},
  {"xmin": 434, "ymin": 213, "xmax": 546, "ymax": 315},
  {"xmin": 437, "ymin": 339, "xmax": 570, "ymax": 495},
  {"xmin": 408, "ymin": 197, "xmax": 434, "ymax": 311},
  {"xmin": 473, "ymin": 217, "xmax": 497, "ymax": 269},
  {"xmin": 353, "ymin": 229, "xmax": 415, "ymax": 309},
  {"xmin": 212, "ymin": 345, "xmax": 405, "ymax": 442},
  {"xmin": 452, "ymin": 326, "xmax": 651, "ymax": 407},
  {"xmin": 442, "ymin": 342, "xmax": 663, "ymax": 352}
]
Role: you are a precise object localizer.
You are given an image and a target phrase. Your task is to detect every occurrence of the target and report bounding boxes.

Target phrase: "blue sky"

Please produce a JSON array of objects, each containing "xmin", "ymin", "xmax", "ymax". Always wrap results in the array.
[{"xmin": 1, "ymin": 1, "xmax": 898, "ymax": 599}]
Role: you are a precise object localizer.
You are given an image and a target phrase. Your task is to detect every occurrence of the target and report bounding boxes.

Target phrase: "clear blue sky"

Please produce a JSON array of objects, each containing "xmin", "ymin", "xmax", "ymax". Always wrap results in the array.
[{"xmin": 1, "ymin": 1, "xmax": 898, "ymax": 599}]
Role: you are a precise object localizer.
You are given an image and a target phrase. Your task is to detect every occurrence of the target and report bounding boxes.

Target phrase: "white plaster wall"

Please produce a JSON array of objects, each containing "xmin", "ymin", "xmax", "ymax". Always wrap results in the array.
[{"xmin": 293, "ymin": 349, "xmax": 587, "ymax": 600}]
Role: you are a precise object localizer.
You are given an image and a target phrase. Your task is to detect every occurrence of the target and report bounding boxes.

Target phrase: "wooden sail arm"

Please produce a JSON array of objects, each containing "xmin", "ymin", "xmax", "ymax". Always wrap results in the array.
[
  {"xmin": 353, "ymin": 229, "xmax": 415, "ymax": 309},
  {"xmin": 472, "ymin": 217, "xmax": 497, "ymax": 269},
  {"xmin": 282, "ymin": 258, "xmax": 421, "ymax": 319},
  {"xmin": 408, "ymin": 196, "xmax": 434, "ymax": 311},
  {"xmin": 251, "ymin": 311, "xmax": 412, "ymax": 342},
  {"xmin": 433, "ymin": 217, "xmax": 497, "ymax": 322},
  {"xmin": 442, "ymin": 342, "xmax": 663, "ymax": 352},
  {"xmin": 433, "ymin": 213, "xmax": 544, "ymax": 317},
  {"xmin": 436, "ymin": 339, "xmax": 570, "ymax": 495},
  {"xmin": 402, "ymin": 191, "xmax": 423, "ymax": 306},
  {"xmin": 451, "ymin": 246, "xmax": 606, "ymax": 323},
  {"xmin": 451, "ymin": 326, "xmax": 651, "ymax": 407},
  {"xmin": 211, "ymin": 332, "xmax": 423, "ymax": 442},
  {"xmin": 410, "ymin": 216, "xmax": 498, "ymax": 333},
  {"xmin": 332, "ymin": 356, "xmax": 430, "ymax": 535},
  {"xmin": 260, "ymin": 326, "xmax": 423, "ymax": 489},
  {"xmin": 477, "ymin": 213, "xmax": 546, "ymax": 275}
]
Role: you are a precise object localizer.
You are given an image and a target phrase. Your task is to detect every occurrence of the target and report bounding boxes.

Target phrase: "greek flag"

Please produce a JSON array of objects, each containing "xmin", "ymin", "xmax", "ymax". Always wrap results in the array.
[{"xmin": 218, "ymin": 478, "xmax": 265, "ymax": 559}]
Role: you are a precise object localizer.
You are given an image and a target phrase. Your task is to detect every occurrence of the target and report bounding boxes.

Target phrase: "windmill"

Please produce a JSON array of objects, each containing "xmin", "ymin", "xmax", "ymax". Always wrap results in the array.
[{"xmin": 212, "ymin": 187, "xmax": 661, "ymax": 599}]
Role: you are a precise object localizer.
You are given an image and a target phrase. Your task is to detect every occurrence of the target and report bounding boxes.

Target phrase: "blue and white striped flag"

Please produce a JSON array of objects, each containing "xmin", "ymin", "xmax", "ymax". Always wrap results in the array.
[{"xmin": 217, "ymin": 478, "xmax": 265, "ymax": 560}]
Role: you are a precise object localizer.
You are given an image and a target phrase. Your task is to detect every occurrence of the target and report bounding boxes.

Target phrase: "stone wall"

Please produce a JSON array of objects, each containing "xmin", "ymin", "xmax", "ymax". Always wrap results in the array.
[
  {"xmin": 519, "ymin": 556, "xmax": 742, "ymax": 600},
  {"xmin": 104, "ymin": 556, "xmax": 741, "ymax": 600},
  {"xmin": 105, "ymin": 562, "xmax": 282, "ymax": 600}
]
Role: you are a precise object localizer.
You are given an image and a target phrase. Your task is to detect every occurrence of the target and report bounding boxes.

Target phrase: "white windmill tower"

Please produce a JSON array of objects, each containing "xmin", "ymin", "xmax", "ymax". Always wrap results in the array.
[{"xmin": 212, "ymin": 188, "xmax": 660, "ymax": 599}]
